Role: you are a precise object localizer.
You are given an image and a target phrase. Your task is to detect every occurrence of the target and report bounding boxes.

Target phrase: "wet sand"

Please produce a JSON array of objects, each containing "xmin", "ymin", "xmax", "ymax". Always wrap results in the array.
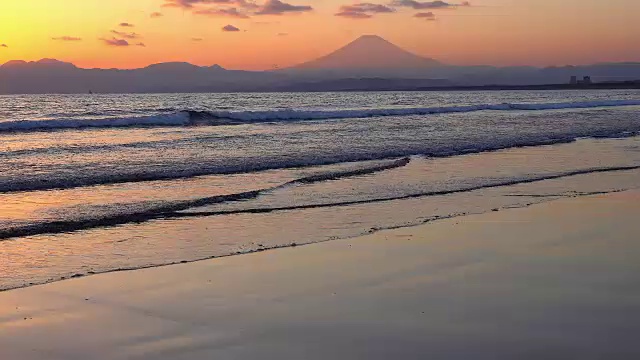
[{"xmin": 1, "ymin": 190, "xmax": 640, "ymax": 360}]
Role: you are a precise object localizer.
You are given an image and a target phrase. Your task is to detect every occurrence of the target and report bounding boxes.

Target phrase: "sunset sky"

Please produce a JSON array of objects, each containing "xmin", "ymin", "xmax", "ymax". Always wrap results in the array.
[{"xmin": 1, "ymin": 0, "xmax": 639, "ymax": 70}]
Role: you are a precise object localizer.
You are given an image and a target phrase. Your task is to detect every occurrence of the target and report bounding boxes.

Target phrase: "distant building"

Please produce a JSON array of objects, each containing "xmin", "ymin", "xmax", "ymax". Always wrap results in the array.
[{"xmin": 573, "ymin": 76, "xmax": 593, "ymax": 85}]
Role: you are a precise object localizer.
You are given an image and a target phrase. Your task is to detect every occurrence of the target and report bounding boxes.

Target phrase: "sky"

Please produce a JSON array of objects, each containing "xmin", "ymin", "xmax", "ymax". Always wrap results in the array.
[{"xmin": 0, "ymin": 0, "xmax": 639, "ymax": 70}]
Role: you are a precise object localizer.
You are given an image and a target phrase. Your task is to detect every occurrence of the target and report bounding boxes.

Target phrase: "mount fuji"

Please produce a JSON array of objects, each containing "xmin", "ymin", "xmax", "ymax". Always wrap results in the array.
[{"xmin": 292, "ymin": 35, "xmax": 442, "ymax": 70}]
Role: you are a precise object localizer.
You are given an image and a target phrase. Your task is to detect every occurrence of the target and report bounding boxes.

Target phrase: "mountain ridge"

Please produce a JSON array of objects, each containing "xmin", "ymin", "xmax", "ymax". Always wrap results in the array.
[{"xmin": 2, "ymin": 35, "xmax": 640, "ymax": 94}]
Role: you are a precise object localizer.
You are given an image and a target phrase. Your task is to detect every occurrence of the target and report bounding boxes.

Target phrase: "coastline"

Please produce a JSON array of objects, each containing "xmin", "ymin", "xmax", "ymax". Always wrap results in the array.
[
  {"xmin": 2, "ymin": 82, "xmax": 640, "ymax": 95},
  {"xmin": 2, "ymin": 190, "xmax": 639, "ymax": 359}
]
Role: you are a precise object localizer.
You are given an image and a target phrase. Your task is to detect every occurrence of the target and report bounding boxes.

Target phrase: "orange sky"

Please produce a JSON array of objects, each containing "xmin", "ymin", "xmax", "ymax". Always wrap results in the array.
[{"xmin": 0, "ymin": 0, "xmax": 639, "ymax": 70}]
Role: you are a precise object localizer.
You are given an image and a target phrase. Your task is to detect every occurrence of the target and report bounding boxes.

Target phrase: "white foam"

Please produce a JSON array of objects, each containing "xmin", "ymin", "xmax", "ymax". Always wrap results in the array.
[
  {"xmin": 205, "ymin": 100, "xmax": 640, "ymax": 122},
  {"xmin": 1, "ymin": 99, "xmax": 639, "ymax": 132},
  {"xmin": 0, "ymin": 112, "xmax": 190, "ymax": 132}
]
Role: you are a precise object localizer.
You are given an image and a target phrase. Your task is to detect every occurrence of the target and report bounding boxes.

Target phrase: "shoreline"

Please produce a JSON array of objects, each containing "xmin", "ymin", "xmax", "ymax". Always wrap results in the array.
[
  {"xmin": 3, "ymin": 133, "xmax": 640, "ymax": 293},
  {"xmin": 2, "ymin": 82, "xmax": 640, "ymax": 95},
  {"xmin": 2, "ymin": 190, "xmax": 640, "ymax": 359},
  {"xmin": 0, "ymin": 183, "xmax": 633, "ymax": 294}
]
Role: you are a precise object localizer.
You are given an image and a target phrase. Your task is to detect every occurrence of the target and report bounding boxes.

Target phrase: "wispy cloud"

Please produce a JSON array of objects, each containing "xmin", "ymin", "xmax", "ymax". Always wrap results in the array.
[
  {"xmin": 52, "ymin": 36, "xmax": 82, "ymax": 41},
  {"xmin": 414, "ymin": 11, "xmax": 436, "ymax": 20},
  {"xmin": 150, "ymin": 12, "xmax": 164, "ymax": 18},
  {"xmin": 119, "ymin": 22, "xmax": 135, "ymax": 27},
  {"xmin": 164, "ymin": 0, "xmax": 258, "ymax": 9},
  {"xmin": 163, "ymin": 0, "xmax": 312, "ymax": 18},
  {"xmin": 335, "ymin": 11, "xmax": 372, "ymax": 19},
  {"xmin": 194, "ymin": 7, "xmax": 250, "ymax": 18},
  {"xmin": 101, "ymin": 38, "xmax": 130, "ymax": 47},
  {"xmin": 222, "ymin": 24, "xmax": 241, "ymax": 31},
  {"xmin": 255, "ymin": 0, "xmax": 313, "ymax": 15},
  {"xmin": 100, "ymin": 38, "xmax": 146, "ymax": 47},
  {"xmin": 163, "ymin": 0, "xmax": 205, "ymax": 8},
  {"xmin": 0, "ymin": 44, "xmax": 7, "ymax": 48},
  {"xmin": 391, "ymin": 0, "xmax": 469, "ymax": 10},
  {"xmin": 192, "ymin": 37, "xmax": 204, "ymax": 41},
  {"xmin": 336, "ymin": 3, "xmax": 395, "ymax": 19},
  {"xmin": 110, "ymin": 30, "xmax": 141, "ymax": 39}
]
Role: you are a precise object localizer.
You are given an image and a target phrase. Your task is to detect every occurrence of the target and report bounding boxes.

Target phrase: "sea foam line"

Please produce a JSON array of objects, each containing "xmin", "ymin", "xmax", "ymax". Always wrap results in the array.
[
  {"xmin": 1, "ymin": 164, "xmax": 638, "ymax": 241},
  {"xmin": 194, "ymin": 99, "xmax": 640, "ymax": 122},
  {"xmin": 1, "ymin": 99, "xmax": 639, "ymax": 133}
]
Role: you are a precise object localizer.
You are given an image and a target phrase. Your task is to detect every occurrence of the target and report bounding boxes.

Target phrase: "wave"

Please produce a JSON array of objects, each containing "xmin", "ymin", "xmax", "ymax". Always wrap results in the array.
[
  {"xmin": 177, "ymin": 165, "xmax": 640, "ymax": 217},
  {"xmin": 1, "ymin": 164, "xmax": 639, "ymax": 241},
  {"xmin": 285, "ymin": 157, "xmax": 411, "ymax": 186},
  {"xmin": 0, "ymin": 112, "xmax": 191, "ymax": 132},
  {"xmin": 1, "ymin": 99, "xmax": 639, "ymax": 133},
  {"xmin": 188, "ymin": 100, "xmax": 640, "ymax": 123},
  {"xmin": 0, "ymin": 157, "xmax": 412, "ymax": 240},
  {"xmin": 3, "ymin": 131, "xmax": 640, "ymax": 194}
]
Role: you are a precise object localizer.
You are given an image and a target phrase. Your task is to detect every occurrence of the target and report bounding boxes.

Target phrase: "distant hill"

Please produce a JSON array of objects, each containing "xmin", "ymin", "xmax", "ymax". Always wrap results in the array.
[
  {"xmin": 292, "ymin": 35, "xmax": 441, "ymax": 70},
  {"xmin": 0, "ymin": 58, "xmax": 78, "ymax": 70},
  {"xmin": 0, "ymin": 59, "xmax": 284, "ymax": 94},
  {"xmin": 2, "ymin": 35, "xmax": 640, "ymax": 94}
]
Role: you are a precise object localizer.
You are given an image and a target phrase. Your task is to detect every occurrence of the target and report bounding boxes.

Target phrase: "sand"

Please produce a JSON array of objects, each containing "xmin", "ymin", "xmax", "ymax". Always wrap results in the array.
[{"xmin": 1, "ymin": 190, "xmax": 640, "ymax": 360}]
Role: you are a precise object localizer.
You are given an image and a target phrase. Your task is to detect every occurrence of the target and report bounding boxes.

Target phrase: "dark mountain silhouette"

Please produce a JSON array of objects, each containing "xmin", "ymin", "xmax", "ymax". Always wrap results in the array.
[
  {"xmin": 293, "ymin": 35, "xmax": 441, "ymax": 70},
  {"xmin": 1, "ymin": 35, "xmax": 640, "ymax": 94},
  {"xmin": 0, "ymin": 59, "xmax": 284, "ymax": 94},
  {"xmin": 1, "ymin": 58, "xmax": 77, "ymax": 70}
]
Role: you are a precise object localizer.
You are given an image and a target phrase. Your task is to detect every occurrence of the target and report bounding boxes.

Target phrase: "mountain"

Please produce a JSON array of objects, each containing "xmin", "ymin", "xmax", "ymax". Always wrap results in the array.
[
  {"xmin": 1, "ymin": 58, "xmax": 77, "ymax": 70},
  {"xmin": 2, "ymin": 35, "xmax": 640, "ymax": 94},
  {"xmin": 0, "ymin": 60, "xmax": 285, "ymax": 94},
  {"xmin": 293, "ymin": 35, "xmax": 441, "ymax": 70}
]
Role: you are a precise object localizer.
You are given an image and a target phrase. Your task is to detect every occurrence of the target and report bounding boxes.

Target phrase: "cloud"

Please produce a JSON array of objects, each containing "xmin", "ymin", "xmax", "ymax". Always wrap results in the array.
[
  {"xmin": 119, "ymin": 22, "xmax": 135, "ymax": 27},
  {"xmin": 52, "ymin": 36, "xmax": 82, "ymax": 41},
  {"xmin": 222, "ymin": 0, "xmax": 259, "ymax": 9},
  {"xmin": 335, "ymin": 11, "xmax": 372, "ymax": 19},
  {"xmin": 0, "ymin": 44, "xmax": 7, "ymax": 48},
  {"xmin": 164, "ymin": 0, "xmax": 310, "ymax": 17},
  {"xmin": 163, "ymin": 0, "xmax": 205, "ymax": 7},
  {"xmin": 101, "ymin": 38, "xmax": 146, "ymax": 47},
  {"xmin": 255, "ymin": 0, "xmax": 312, "ymax": 15},
  {"xmin": 277, "ymin": 32, "xmax": 288, "ymax": 36},
  {"xmin": 414, "ymin": 11, "xmax": 436, "ymax": 20},
  {"xmin": 194, "ymin": 7, "xmax": 250, "ymax": 18},
  {"xmin": 110, "ymin": 30, "xmax": 141, "ymax": 39},
  {"xmin": 150, "ymin": 12, "xmax": 164, "ymax": 18},
  {"xmin": 101, "ymin": 38, "xmax": 130, "ymax": 46},
  {"xmin": 391, "ymin": 0, "xmax": 468, "ymax": 9},
  {"xmin": 222, "ymin": 24, "xmax": 241, "ymax": 31},
  {"xmin": 335, "ymin": 3, "xmax": 394, "ymax": 19},
  {"xmin": 163, "ymin": 0, "xmax": 258, "ymax": 9},
  {"xmin": 192, "ymin": 37, "xmax": 204, "ymax": 41}
]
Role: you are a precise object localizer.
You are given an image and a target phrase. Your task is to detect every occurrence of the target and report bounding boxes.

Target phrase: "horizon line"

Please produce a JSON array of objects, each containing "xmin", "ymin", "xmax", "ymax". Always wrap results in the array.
[{"xmin": 3, "ymin": 58, "xmax": 640, "ymax": 72}]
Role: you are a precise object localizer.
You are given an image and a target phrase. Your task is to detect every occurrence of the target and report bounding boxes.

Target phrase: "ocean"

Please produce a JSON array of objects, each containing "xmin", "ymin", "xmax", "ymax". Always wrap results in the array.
[{"xmin": 1, "ymin": 90, "xmax": 640, "ymax": 290}]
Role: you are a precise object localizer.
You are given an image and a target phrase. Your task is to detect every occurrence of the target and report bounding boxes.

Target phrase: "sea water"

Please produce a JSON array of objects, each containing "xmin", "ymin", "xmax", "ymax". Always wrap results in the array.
[{"xmin": 1, "ymin": 90, "xmax": 639, "ymax": 290}]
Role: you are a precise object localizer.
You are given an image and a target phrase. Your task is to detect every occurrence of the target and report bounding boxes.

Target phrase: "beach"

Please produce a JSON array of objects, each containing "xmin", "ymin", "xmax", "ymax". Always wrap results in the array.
[
  {"xmin": 1, "ymin": 90, "xmax": 640, "ymax": 359},
  {"xmin": 2, "ymin": 190, "xmax": 639, "ymax": 359},
  {"xmin": 4, "ymin": 1, "xmax": 640, "ymax": 357}
]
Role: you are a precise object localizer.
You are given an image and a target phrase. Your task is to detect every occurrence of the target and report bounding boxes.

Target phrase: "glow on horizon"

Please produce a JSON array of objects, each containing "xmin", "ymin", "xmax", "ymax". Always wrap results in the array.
[{"xmin": 0, "ymin": 0, "xmax": 639, "ymax": 70}]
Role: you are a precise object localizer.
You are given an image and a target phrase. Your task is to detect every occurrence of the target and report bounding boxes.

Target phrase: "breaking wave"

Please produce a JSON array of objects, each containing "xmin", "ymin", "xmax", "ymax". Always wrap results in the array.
[
  {"xmin": 2, "ymin": 163, "xmax": 638, "ymax": 241},
  {"xmin": 1, "ymin": 99, "xmax": 639, "ymax": 133}
]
